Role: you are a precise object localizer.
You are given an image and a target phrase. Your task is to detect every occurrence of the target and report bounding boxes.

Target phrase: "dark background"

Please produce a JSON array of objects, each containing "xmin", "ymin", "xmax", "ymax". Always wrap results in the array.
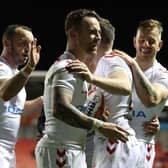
[{"xmin": 1, "ymin": 7, "xmax": 168, "ymax": 70}]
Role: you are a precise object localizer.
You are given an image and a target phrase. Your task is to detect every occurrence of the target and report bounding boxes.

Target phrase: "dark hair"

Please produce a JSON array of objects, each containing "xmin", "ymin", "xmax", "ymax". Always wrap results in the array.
[
  {"xmin": 100, "ymin": 18, "xmax": 115, "ymax": 46},
  {"xmin": 65, "ymin": 9, "xmax": 101, "ymax": 34},
  {"xmin": 3, "ymin": 24, "xmax": 32, "ymax": 40}
]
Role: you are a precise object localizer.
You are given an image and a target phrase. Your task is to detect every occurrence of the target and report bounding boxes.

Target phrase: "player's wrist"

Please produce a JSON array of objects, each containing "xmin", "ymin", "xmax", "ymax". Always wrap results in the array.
[
  {"xmin": 90, "ymin": 74, "xmax": 96, "ymax": 83},
  {"xmin": 26, "ymin": 63, "xmax": 35, "ymax": 71},
  {"xmin": 20, "ymin": 63, "xmax": 35, "ymax": 78},
  {"xmin": 92, "ymin": 118, "xmax": 104, "ymax": 131},
  {"xmin": 20, "ymin": 69, "xmax": 30, "ymax": 78}
]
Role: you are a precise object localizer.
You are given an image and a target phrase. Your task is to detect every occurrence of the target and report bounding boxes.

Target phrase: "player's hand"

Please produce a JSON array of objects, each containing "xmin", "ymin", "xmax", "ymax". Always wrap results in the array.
[
  {"xmin": 111, "ymin": 49, "xmax": 135, "ymax": 66},
  {"xmin": 27, "ymin": 38, "xmax": 41, "ymax": 69},
  {"xmin": 66, "ymin": 59, "xmax": 93, "ymax": 82},
  {"xmin": 99, "ymin": 122, "xmax": 129, "ymax": 143},
  {"xmin": 143, "ymin": 116, "xmax": 160, "ymax": 136}
]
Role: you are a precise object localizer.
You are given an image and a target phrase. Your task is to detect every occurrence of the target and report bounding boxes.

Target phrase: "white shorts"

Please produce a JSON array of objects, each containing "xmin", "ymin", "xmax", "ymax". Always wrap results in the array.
[
  {"xmin": 85, "ymin": 132, "xmax": 95, "ymax": 168},
  {"xmin": 35, "ymin": 135, "xmax": 87, "ymax": 168},
  {"xmin": 92, "ymin": 135, "xmax": 143, "ymax": 168},
  {"xmin": 0, "ymin": 146, "xmax": 15, "ymax": 168},
  {"xmin": 138, "ymin": 141, "xmax": 155, "ymax": 168}
]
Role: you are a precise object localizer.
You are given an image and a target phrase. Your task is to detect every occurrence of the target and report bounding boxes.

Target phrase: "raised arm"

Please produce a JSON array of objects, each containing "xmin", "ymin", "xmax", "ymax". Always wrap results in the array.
[{"xmin": 0, "ymin": 39, "xmax": 41, "ymax": 101}]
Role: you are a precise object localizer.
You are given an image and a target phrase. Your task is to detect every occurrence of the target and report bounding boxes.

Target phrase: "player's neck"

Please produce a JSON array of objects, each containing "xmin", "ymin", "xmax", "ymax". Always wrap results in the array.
[
  {"xmin": 0, "ymin": 53, "xmax": 17, "ymax": 69},
  {"xmin": 135, "ymin": 57, "xmax": 155, "ymax": 71}
]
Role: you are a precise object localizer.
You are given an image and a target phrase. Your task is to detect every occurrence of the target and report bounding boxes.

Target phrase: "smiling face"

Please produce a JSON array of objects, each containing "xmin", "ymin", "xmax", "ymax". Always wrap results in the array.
[
  {"xmin": 65, "ymin": 9, "xmax": 101, "ymax": 61},
  {"xmin": 66, "ymin": 16, "xmax": 101, "ymax": 63},
  {"xmin": 76, "ymin": 16, "xmax": 101, "ymax": 56},
  {"xmin": 133, "ymin": 20, "xmax": 163, "ymax": 63}
]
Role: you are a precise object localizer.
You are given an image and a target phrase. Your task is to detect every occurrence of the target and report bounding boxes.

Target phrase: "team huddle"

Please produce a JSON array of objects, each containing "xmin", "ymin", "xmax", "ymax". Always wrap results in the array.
[{"xmin": 0, "ymin": 8, "xmax": 167, "ymax": 168}]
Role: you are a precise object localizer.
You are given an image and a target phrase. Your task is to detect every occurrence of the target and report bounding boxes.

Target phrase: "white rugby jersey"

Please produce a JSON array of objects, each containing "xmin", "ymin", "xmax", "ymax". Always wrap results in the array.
[
  {"xmin": 131, "ymin": 61, "xmax": 168, "ymax": 144},
  {"xmin": 95, "ymin": 55, "xmax": 134, "ymax": 132},
  {"xmin": 43, "ymin": 52, "xmax": 88, "ymax": 147},
  {"xmin": 0, "ymin": 58, "xmax": 26, "ymax": 149}
]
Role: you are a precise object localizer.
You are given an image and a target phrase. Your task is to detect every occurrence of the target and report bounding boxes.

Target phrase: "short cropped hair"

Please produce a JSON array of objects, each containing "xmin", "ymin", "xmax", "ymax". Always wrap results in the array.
[{"xmin": 65, "ymin": 9, "xmax": 101, "ymax": 34}]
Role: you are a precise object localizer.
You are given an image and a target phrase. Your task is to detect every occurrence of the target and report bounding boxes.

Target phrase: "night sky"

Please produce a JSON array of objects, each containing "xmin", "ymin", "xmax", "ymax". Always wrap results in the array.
[{"xmin": 1, "ymin": 7, "xmax": 168, "ymax": 70}]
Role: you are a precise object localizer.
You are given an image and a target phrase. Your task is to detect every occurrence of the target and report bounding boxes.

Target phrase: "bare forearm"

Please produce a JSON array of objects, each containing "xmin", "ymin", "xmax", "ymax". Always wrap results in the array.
[
  {"xmin": 91, "ymin": 73, "xmax": 131, "ymax": 95},
  {"xmin": 53, "ymin": 86, "xmax": 129, "ymax": 142},
  {"xmin": 0, "ymin": 73, "xmax": 28, "ymax": 101},
  {"xmin": 54, "ymin": 100, "xmax": 130, "ymax": 143},
  {"xmin": 23, "ymin": 96, "xmax": 43, "ymax": 116},
  {"xmin": 54, "ymin": 103, "xmax": 94, "ymax": 130},
  {"xmin": 131, "ymin": 61, "xmax": 159, "ymax": 106},
  {"xmin": 0, "ymin": 64, "xmax": 34, "ymax": 101}
]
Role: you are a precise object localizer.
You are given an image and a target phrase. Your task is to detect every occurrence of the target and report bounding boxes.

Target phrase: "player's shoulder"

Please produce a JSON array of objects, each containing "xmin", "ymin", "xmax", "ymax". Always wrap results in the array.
[
  {"xmin": 101, "ymin": 54, "xmax": 123, "ymax": 61},
  {"xmin": 101, "ymin": 54, "xmax": 115, "ymax": 60},
  {"xmin": 100, "ymin": 54, "xmax": 127, "ymax": 66},
  {"xmin": 0, "ymin": 61, "xmax": 11, "ymax": 74},
  {"xmin": 46, "ymin": 59, "xmax": 72, "ymax": 79},
  {"xmin": 0, "ymin": 61, "xmax": 9, "ymax": 69},
  {"xmin": 98, "ymin": 54, "xmax": 114, "ymax": 65},
  {"xmin": 48, "ymin": 58, "xmax": 72, "ymax": 72},
  {"xmin": 155, "ymin": 61, "xmax": 168, "ymax": 73},
  {"xmin": 54, "ymin": 58, "xmax": 72, "ymax": 67}
]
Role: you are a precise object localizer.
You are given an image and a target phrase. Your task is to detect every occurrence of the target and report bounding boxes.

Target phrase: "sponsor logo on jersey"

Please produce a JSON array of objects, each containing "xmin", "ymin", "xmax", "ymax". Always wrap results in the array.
[
  {"xmin": 7, "ymin": 105, "xmax": 22, "ymax": 114},
  {"xmin": 132, "ymin": 110, "xmax": 146, "ymax": 118}
]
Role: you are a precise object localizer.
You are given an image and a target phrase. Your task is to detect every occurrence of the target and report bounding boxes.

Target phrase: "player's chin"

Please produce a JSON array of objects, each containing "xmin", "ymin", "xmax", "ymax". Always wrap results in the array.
[
  {"xmin": 88, "ymin": 51, "xmax": 97, "ymax": 59},
  {"xmin": 88, "ymin": 47, "xmax": 98, "ymax": 56}
]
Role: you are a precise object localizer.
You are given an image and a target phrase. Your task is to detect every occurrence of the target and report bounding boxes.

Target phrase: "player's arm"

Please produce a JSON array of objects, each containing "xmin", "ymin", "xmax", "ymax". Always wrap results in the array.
[
  {"xmin": 66, "ymin": 60, "xmax": 131, "ymax": 95},
  {"xmin": 23, "ymin": 96, "xmax": 43, "ymax": 116},
  {"xmin": 0, "ymin": 39, "xmax": 41, "ymax": 101},
  {"xmin": 53, "ymin": 86, "xmax": 129, "ymax": 143},
  {"xmin": 0, "ymin": 64, "xmax": 34, "ymax": 101},
  {"xmin": 93, "ymin": 70, "xmax": 131, "ymax": 95},
  {"xmin": 36, "ymin": 107, "xmax": 46, "ymax": 141},
  {"xmin": 112, "ymin": 49, "xmax": 168, "ymax": 107},
  {"xmin": 130, "ymin": 61, "xmax": 168, "ymax": 107}
]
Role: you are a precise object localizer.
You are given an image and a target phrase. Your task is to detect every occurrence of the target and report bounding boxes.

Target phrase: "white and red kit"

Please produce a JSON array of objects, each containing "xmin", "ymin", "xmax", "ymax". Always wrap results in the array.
[
  {"xmin": 131, "ymin": 60, "xmax": 168, "ymax": 168},
  {"xmin": 92, "ymin": 55, "xmax": 142, "ymax": 168},
  {"xmin": 0, "ymin": 57, "xmax": 26, "ymax": 168},
  {"xmin": 35, "ymin": 52, "xmax": 88, "ymax": 168}
]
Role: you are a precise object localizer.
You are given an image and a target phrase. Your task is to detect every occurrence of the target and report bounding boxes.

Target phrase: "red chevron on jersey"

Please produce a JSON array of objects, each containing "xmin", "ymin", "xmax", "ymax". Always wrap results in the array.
[
  {"xmin": 56, "ymin": 159, "xmax": 66, "ymax": 168},
  {"xmin": 57, "ymin": 149, "xmax": 66, "ymax": 157},
  {"xmin": 106, "ymin": 145, "xmax": 116, "ymax": 155},
  {"xmin": 147, "ymin": 144, "xmax": 152, "ymax": 152},
  {"xmin": 146, "ymin": 155, "xmax": 151, "ymax": 161},
  {"xmin": 106, "ymin": 139, "xmax": 116, "ymax": 155}
]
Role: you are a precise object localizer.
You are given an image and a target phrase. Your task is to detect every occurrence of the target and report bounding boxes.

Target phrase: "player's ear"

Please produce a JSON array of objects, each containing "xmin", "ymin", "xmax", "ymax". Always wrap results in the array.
[
  {"xmin": 3, "ymin": 35, "xmax": 11, "ymax": 49},
  {"xmin": 69, "ymin": 27, "xmax": 78, "ymax": 40},
  {"xmin": 133, "ymin": 36, "xmax": 136, "ymax": 49},
  {"xmin": 158, "ymin": 40, "xmax": 163, "ymax": 51}
]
